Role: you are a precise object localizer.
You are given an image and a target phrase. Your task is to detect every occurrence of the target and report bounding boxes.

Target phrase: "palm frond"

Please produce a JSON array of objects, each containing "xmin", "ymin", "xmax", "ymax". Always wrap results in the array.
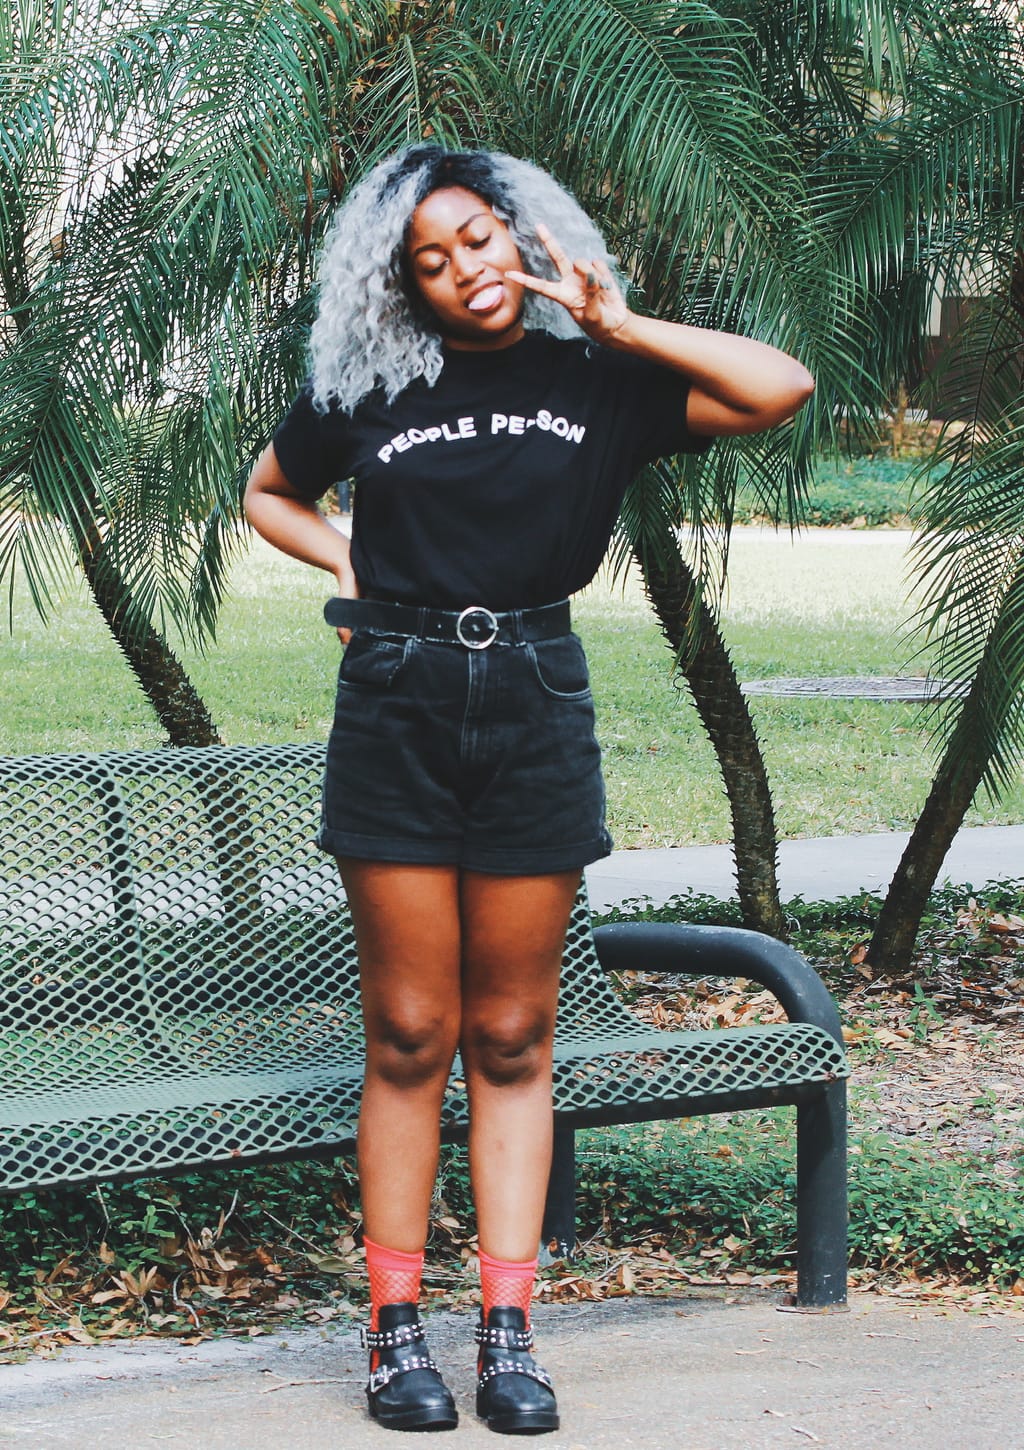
[
  {"xmin": 4, "ymin": 0, "xmax": 1024, "ymax": 719},
  {"xmin": 906, "ymin": 251, "xmax": 1024, "ymax": 786}
]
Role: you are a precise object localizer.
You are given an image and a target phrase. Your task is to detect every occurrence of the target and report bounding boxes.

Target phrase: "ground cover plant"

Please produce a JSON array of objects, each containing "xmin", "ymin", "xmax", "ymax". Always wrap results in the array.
[{"xmin": 1, "ymin": 879, "xmax": 1021, "ymax": 1358}]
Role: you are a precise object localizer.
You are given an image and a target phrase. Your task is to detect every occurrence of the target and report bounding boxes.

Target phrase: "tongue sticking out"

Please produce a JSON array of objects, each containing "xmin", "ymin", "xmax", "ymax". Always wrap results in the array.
[{"xmin": 467, "ymin": 283, "xmax": 504, "ymax": 313}]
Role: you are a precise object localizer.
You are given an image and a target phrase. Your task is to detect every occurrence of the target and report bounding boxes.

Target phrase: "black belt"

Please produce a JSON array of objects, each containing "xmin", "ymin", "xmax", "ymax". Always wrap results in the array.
[{"xmin": 323, "ymin": 597, "xmax": 571, "ymax": 649}]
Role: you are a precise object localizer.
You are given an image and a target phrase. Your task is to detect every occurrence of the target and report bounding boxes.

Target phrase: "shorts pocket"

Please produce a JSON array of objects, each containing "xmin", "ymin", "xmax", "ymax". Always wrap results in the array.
[
  {"xmin": 526, "ymin": 635, "xmax": 592, "ymax": 701},
  {"xmin": 337, "ymin": 632, "xmax": 416, "ymax": 693}
]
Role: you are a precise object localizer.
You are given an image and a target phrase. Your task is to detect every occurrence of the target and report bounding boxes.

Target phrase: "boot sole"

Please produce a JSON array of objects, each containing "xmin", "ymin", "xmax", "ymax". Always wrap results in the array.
[
  {"xmin": 367, "ymin": 1394, "xmax": 458, "ymax": 1431},
  {"xmin": 478, "ymin": 1406, "xmax": 560, "ymax": 1435}
]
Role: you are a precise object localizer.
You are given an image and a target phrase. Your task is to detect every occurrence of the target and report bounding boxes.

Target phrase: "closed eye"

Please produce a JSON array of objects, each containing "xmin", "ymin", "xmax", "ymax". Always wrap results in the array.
[{"xmin": 417, "ymin": 233, "xmax": 492, "ymax": 277}]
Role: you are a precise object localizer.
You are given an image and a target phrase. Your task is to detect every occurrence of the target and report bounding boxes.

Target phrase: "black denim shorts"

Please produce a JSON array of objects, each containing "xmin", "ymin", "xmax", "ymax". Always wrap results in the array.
[{"xmin": 318, "ymin": 624, "xmax": 612, "ymax": 874}]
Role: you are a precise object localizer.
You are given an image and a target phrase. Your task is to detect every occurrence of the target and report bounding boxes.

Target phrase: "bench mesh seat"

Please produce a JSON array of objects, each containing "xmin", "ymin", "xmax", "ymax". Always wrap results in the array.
[{"xmin": 1, "ymin": 744, "xmax": 847, "ymax": 1305}]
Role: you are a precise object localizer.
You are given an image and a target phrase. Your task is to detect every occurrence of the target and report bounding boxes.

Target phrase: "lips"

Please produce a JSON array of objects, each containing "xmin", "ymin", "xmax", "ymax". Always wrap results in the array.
[{"xmin": 466, "ymin": 282, "xmax": 505, "ymax": 313}]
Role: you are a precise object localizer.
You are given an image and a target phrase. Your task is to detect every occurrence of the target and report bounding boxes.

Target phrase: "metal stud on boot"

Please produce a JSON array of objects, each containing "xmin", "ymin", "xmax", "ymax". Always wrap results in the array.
[
  {"xmin": 363, "ymin": 1302, "xmax": 458, "ymax": 1431},
  {"xmin": 475, "ymin": 1305, "xmax": 559, "ymax": 1434}
]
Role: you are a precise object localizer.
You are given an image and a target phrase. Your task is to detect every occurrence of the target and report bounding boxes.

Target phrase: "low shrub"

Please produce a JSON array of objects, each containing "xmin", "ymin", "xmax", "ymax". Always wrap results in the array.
[
  {"xmin": 734, "ymin": 458, "xmax": 924, "ymax": 527},
  {"xmin": 439, "ymin": 1113, "xmax": 1022, "ymax": 1283}
]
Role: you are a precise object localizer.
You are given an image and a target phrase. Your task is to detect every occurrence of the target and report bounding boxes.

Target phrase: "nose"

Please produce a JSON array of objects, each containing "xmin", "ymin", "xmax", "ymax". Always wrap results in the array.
[{"xmin": 453, "ymin": 245, "xmax": 485, "ymax": 286}]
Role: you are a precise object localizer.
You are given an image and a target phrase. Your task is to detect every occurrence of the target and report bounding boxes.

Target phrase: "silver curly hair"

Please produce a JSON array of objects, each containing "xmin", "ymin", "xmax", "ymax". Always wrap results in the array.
[{"xmin": 309, "ymin": 145, "xmax": 620, "ymax": 414}]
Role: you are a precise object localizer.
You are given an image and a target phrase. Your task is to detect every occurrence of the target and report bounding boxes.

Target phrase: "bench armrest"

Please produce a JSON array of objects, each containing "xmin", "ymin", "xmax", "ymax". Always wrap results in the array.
[{"xmin": 591, "ymin": 921, "xmax": 844, "ymax": 1045}]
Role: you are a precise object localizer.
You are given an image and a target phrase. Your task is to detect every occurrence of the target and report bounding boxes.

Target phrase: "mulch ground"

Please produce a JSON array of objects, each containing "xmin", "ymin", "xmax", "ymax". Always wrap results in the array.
[{"xmin": 627, "ymin": 895, "xmax": 1023, "ymax": 1181}]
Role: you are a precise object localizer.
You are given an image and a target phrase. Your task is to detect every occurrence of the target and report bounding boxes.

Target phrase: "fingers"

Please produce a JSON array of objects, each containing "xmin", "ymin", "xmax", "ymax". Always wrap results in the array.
[
  {"xmin": 334, "ymin": 568, "xmax": 358, "ymax": 644},
  {"xmin": 576, "ymin": 260, "xmax": 612, "ymax": 298},
  {"xmin": 507, "ymin": 220, "xmax": 617, "ymax": 300},
  {"xmin": 538, "ymin": 224, "xmax": 604, "ymax": 295},
  {"xmin": 504, "ymin": 267, "xmax": 566, "ymax": 302},
  {"xmin": 591, "ymin": 256, "xmax": 618, "ymax": 292},
  {"xmin": 537, "ymin": 221, "xmax": 614, "ymax": 284},
  {"xmin": 535, "ymin": 222, "xmax": 574, "ymax": 281},
  {"xmin": 508, "ymin": 224, "xmax": 621, "ymax": 327},
  {"xmin": 505, "ymin": 259, "xmax": 609, "ymax": 302}
]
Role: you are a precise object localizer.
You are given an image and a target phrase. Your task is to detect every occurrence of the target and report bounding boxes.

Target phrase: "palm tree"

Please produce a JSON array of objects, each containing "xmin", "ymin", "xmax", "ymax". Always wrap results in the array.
[
  {"xmin": 0, "ymin": 0, "xmax": 349, "ymax": 741},
  {"xmin": 1, "ymin": 1, "xmax": 818, "ymax": 936},
  {"xmin": 737, "ymin": 0, "xmax": 1024, "ymax": 967},
  {"xmin": 869, "ymin": 245, "xmax": 1024, "ymax": 971},
  {"xmin": 465, "ymin": 0, "xmax": 1024, "ymax": 952},
  {"xmin": 3, "ymin": 0, "xmax": 1021, "ymax": 964},
  {"xmin": 777, "ymin": 0, "xmax": 1024, "ymax": 971}
]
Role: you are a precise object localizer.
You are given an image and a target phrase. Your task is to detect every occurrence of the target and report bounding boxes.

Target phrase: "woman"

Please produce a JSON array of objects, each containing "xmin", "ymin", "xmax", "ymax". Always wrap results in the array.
[{"xmin": 245, "ymin": 143, "xmax": 814, "ymax": 1435}]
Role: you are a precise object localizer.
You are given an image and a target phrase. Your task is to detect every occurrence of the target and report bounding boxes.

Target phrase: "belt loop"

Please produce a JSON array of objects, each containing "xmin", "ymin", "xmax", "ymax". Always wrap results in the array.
[
  {"xmin": 510, "ymin": 609, "xmax": 524, "ymax": 645},
  {"xmin": 417, "ymin": 606, "xmax": 428, "ymax": 639}
]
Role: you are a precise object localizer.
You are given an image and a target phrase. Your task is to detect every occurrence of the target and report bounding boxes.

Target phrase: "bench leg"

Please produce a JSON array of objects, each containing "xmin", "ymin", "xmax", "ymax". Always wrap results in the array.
[
  {"xmin": 540, "ymin": 1121, "xmax": 576, "ymax": 1263},
  {"xmin": 795, "ymin": 1080, "xmax": 848, "ymax": 1307}
]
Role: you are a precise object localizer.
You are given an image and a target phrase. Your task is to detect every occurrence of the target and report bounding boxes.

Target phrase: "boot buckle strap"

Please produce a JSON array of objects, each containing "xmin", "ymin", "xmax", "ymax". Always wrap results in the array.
[
  {"xmin": 361, "ymin": 1320, "xmax": 425, "ymax": 1350},
  {"xmin": 475, "ymin": 1323, "xmax": 535, "ymax": 1350},
  {"xmin": 477, "ymin": 1358, "xmax": 553, "ymax": 1390},
  {"xmin": 367, "ymin": 1351, "xmax": 437, "ymax": 1393}
]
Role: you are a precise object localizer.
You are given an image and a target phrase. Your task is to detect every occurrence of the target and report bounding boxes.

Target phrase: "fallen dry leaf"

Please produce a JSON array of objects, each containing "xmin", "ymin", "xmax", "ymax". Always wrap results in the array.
[{"xmin": 305, "ymin": 1252, "xmax": 357, "ymax": 1276}]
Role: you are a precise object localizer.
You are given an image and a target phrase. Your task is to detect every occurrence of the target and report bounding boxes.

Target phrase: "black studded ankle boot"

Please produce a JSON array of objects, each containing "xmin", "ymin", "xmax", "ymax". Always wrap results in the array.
[
  {"xmin": 475, "ymin": 1305, "xmax": 559, "ymax": 1435},
  {"xmin": 363, "ymin": 1302, "xmax": 458, "ymax": 1431}
]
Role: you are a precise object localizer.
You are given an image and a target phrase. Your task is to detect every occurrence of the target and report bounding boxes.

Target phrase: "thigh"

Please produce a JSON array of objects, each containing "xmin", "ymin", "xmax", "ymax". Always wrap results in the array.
[
  {"xmin": 340, "ymin": 859, "xmax": 462, "ymax": 1039},
  {"xmin": 458, "ymin": 869, "xmax": 581, "ymax": 1025}
]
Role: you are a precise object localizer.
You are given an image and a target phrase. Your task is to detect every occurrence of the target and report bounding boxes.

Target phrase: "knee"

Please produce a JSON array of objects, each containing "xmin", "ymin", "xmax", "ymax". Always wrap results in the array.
[
  {"xmin": 462, "ymin": 1013, "xmax": 553, "ymax": 1089},
  {"xmin": 366, "ymin": 1009, "xmax": 458, "ymax": 1091}
]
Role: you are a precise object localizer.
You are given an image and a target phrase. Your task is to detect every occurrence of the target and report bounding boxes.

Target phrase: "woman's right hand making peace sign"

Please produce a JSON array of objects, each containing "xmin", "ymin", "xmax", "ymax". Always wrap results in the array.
[{"xmin": 505, "ymin": 224, "xmax": 630, "ymax": 347}]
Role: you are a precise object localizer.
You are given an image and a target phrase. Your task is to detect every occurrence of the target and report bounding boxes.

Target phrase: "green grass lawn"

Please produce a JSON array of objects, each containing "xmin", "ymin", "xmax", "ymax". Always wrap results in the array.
[
  {"xmin": 4, "ymin": 527, "xmax": 1023, "ymax": 845},
  {"xmin": 578, "ymin": 528, "xmax": 1024, "ymax": 843}
]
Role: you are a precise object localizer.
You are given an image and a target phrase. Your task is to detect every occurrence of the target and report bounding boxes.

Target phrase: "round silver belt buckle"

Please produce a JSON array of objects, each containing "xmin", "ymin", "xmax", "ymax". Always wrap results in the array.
[{"xmin": 456, "ymin": 605, "xmax": 499, "ymax": 649}]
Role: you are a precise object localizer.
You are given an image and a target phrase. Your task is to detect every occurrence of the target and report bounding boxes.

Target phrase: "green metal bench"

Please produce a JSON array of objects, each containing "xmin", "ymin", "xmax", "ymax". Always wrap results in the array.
[{"xmin": 0, "ymin": 744, "xmax": 848, "ymax": 1307}]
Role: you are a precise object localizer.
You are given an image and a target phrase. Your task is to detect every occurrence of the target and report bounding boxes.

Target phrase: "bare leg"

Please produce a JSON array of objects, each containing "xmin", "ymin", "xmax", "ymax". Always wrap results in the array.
[
  {"xmin": 340, "ymin": 859, "xmax": 462, "ymax": 1253},
  {"xmin": 459, "ymin": 870, "xmax": 580, "ymax": 1262}
]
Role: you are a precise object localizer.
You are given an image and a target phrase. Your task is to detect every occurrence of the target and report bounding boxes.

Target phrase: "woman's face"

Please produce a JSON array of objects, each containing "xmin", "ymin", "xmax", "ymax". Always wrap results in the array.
[{"xmin": 405, "ymin": 185, "xmax": 526, "ymax": 349}]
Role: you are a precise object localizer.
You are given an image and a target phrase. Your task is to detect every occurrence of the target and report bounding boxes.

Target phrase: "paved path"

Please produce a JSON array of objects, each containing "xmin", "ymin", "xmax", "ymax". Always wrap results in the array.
[
  {"xmin": 585, "ymin": 824, "xmax": 1024, "ymax": 913},
  {"xmin": 4, "ymin": 1294, "xmax": 1021, "ymax": 1449}
]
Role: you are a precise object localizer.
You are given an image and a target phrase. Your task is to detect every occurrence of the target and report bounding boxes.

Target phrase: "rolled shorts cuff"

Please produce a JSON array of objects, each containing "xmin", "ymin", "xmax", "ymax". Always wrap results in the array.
[
  {"xmin": 459, "ymin": 831, "xmax": 614, "ymax": 876},
  {"xmin": 316, "ymin": 825, "xmax": 462, "ymax": 865},
  {"xmin": 317, "ymin": 825, "xmax": 614, "ymax": 876}
]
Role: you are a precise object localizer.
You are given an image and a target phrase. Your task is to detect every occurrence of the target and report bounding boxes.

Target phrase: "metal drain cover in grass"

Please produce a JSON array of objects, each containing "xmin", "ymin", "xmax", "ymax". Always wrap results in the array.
[{"xmin": 741, "ymin": 676, "xmax": 967, "ymax": 701}]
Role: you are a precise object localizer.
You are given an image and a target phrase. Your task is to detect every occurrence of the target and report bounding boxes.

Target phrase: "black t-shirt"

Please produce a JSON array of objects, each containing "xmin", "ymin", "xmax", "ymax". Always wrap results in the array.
[{"xmin": 272, "ymin": 331, "xmax": 710, "ymax": 610}]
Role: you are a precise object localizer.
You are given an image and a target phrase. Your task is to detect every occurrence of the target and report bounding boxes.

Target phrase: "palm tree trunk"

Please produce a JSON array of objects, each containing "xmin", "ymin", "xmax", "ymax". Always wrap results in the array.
[
  {"xmin": 867, "ymin": 704, "xmax": 987, "ymax": 975},
  {"xmin": 638, "ymin": 544, "xmax": 788, "ymax": 939},
  {"xmin": 75, "ymin": 525, "xmax": 223, "ymax": 747},
  {"xmin": 73, "ymin": 525, "xmax": 268, "ymax": 929}
]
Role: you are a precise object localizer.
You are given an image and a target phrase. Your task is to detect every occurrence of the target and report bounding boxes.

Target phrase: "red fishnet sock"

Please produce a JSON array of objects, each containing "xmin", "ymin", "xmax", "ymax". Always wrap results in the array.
[
  {"xmin": 363, "ymin": 1235, "xmax": 424, "ymax": 1365},
  {"xmin": 479, "ymin": 1249, "xmax": 537, "ymax": 1328}
]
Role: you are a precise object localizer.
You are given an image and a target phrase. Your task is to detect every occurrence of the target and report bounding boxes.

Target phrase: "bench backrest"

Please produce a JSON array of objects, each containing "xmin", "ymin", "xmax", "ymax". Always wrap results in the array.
[
  {"xmin": 0, "ymin": 744, "xmax": 646, "ymax": 1089},
  {"xmin": 2, "ymin": 746, "xmax": 848, "ymax": 1198}
]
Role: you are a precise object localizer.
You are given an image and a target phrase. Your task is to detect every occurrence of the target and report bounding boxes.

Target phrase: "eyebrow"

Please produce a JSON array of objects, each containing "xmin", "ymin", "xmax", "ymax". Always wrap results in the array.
[{"xmin": 411, "ymin": 211, "xmax": 491, "ymax": 257}]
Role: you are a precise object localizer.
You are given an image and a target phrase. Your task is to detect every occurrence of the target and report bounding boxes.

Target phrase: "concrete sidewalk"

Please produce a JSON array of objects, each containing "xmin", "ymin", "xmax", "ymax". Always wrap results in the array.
[
  {"xmin": 585, "ymin": 824, "xmax": 1024, "ymax": 914},
  {"xmin": 4, "ymin": 1294, "xmax": 1021, "ymax": 1449}
]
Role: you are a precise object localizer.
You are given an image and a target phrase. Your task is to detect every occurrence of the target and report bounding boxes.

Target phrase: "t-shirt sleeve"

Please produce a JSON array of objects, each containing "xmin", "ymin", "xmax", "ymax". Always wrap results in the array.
[
  {"xmin": 601, "ymin": 348, "xmax": 714, "ymax": 467},
  {"xmin": 271, "ymin": 384, "xmax": 352, "ymax": 502}
]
